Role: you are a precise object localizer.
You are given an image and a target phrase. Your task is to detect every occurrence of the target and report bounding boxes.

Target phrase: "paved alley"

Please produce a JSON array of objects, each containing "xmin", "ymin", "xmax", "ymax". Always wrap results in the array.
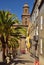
[{"xmin": 10, "ymin": 52, "xmax": 34, "ymax": 65}]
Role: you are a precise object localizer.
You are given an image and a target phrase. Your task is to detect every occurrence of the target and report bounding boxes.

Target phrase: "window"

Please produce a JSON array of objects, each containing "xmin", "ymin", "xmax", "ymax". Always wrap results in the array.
[
  {"xmin": 40, "ymin": 39, "xmax": 43, "ymax": 54},
  {"xmin": 36, "ymin": 26, "xmax": 38, "ymax": 35},
  {"xmin": 32, "ymin": 15, "xmax": 34, "ymax": 22},
  {"xmin": 34, "ymin": 13, "xmax": 35, "ymax": 21},
  {"xmin": 37, "ymin": 9, "xmax": 38, "ymax": 17},
  {"xmin": 40, "ymin": 16, "xmax": 43, "ymax": 30},
  {"xmin": 43, "ymin": 39, "xmax": 44, "ymax": 55},
  {"xmin": 25, "ymin": 21, "xmax": 27, "ymax": 25},
  {"xmin": 25, "ymin": 18, "xmax": 27, "ymax": 20},
  {"xmin": 39, "ymin": 0, "xmax": 41, "ymax": 3},
  {"xmin": 35, "ymin": 8, "xmax": 38, "ymax": 18},
  {"xmin": 35, "ymin": 10, "xmax": 36, "ymax": 19},
  {"xmin": 25, "ymin": 18, "xmax": 27, "ymax": 25},
  {"xmin": 25, "ymin": 9, "xmax": 27, "ymax": 13}
]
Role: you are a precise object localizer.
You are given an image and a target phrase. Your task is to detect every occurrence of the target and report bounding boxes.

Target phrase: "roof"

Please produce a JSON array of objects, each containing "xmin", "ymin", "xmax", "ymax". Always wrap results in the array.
[{"xmin": 23, "ymin": 3, "xmax": 29, "ymax": 8}]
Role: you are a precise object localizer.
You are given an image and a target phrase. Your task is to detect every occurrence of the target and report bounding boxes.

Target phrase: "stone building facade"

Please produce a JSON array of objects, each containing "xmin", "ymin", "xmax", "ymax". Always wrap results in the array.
[
  {"xmin": 30, "ymin": 0, "xmax": 40, "ymax": 56},
  {"xmin": 30, "ymin": 0, "xmax": 44, "ymax": 64},
  {"xmin": 38, "ymin": 1, "xmax": 44, "ymax": 65}
]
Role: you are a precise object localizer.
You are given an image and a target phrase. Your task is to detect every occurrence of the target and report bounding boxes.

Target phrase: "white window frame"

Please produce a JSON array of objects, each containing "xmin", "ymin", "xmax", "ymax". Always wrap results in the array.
[
  {"xmin": 34, "ymin": 13, "xmax": 35, "ymax": 21},
  {"xmin": 36, "ymin": 26, "xmax": 38, "ymax": 35},
  {"xmin": 40, "ymin": 16, "xmax": 43, "ymax": 30},
  {"xmin": 32, "ymin": 15, "xmax": 34, "ymax": 22},
  {"xmin": 40, "ymin": 39, "xmax": 43, "ymax": 54},
  {"xmin": 37, "ymin": 9, "xmax": 38, "ymax": 17}
]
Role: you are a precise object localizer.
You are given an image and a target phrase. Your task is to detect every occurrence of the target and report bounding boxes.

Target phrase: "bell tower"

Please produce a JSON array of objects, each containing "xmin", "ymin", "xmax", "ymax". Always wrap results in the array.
[{"xmin": 22, "ymin": 3, "xmax": 30, "ymax": 25}]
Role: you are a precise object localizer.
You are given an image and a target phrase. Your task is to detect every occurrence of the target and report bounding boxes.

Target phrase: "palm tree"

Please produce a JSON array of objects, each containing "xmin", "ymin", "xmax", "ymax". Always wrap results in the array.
[
  {"xmin": 0, "ymin": 10, "xmax": 27, "ymax": 61},
  {"xmin": 0, "ymin": 10, "xmax": 19, "ymax": 61}
]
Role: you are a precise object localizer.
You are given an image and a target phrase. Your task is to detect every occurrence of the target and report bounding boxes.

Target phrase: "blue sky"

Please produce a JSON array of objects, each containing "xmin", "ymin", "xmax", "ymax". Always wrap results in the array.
[{"xmin": 0, "ymin": 0, "xmax": 34, "ymax": 20}]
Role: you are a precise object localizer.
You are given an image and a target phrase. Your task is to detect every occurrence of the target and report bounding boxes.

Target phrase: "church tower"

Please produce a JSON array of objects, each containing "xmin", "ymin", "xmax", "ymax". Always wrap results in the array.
[
  {"xmin": 22, "ymin": 3, "xmax": 30, "ymax": 25},
  {"xmin": 19, "ymin": 3, "xmax": 30, "ymax": 53}
]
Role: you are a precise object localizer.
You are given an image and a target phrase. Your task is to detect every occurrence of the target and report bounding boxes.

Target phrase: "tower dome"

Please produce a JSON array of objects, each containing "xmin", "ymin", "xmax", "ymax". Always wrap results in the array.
[{"xmin": 23, "ymin": 3, "xmax": 29, "ymax": 8}]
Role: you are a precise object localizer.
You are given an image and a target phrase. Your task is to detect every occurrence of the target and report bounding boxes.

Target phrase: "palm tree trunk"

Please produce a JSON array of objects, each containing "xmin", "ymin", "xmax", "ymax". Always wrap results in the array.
[
  {"xmin": 1, "ymin": 35, "xmax": 6, "ymax": 61},
  {"xmin": 6, "ymin": 44, "xmax": 8, "ymax": 56},
  {"xmin": 2, "ymin": 47, "xmax": 6, "ymax": 61},
  {"xmin": 6, "ymin": 35, "xmax": 9, "ymax": 56}
]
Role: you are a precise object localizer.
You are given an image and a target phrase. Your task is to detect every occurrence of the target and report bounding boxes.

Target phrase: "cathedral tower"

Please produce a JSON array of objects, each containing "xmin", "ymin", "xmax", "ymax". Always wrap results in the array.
[{"xmin": 22, "ymin": 3, "xmax": 30, "ymax": 25}]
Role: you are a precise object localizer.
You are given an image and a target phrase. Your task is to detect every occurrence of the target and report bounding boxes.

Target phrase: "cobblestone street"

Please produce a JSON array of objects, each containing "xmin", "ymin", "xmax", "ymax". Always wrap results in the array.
[
  {"xmin": 0, "ymin": 51, "xmax": 34, "ymax": 65},
  {"xmin": 10, "ymin": 52, "xmax": 34, "ymax": 65}
]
